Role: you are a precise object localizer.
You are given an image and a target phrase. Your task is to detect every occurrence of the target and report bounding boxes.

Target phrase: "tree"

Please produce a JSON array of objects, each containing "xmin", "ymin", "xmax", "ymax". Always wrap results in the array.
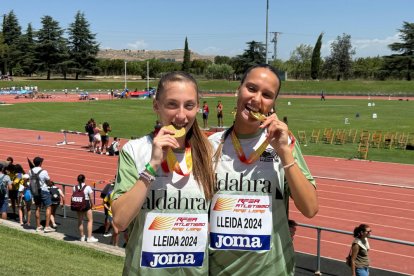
[
  {"xmin": 205, "ymin": 64, "xmax": 234, "ymax": 79},
  {"xmin": 0, "ymin": 33, "xmax": 8, "ymax": 75},
  {"xmin": 214, "ymin": 55, "xmax": 231, "ymax": 65},
  {"xmin": 182, "ymin": 37, "xmax": 191, "ymax": 72},
  {"xmin": 387, "ymin": 21, "xmax": 414, "ymax": 81},
  {"xmin": 18, "ymin": 23, "xmax": 36, "ymax": 76},
  {"xmin": 324, "ymin": 33, "xmax": 355, "ymax": 80},
  {"xmin": 286, "ymin": 44, "xmax": 313, "ymax": 79},
  {"xmin": 35, "ymin": 15, "xmax": 66, "ymax": 80},
  {"xmin": 311, "ymin": 32, "xmax": 323, "ymax": 80},
  {"xmin": 232, "ymin": 41, "xmax": 266, "ymax": 74},
  {"xmin": 191, "ymin": 59, "xmax": 212, "ymax": 75},
  {"xmin": 2, "ymin": 11, "xmax": 22, "ymax": 75},
  {"xmin": 352, "ymin": 56, "xmax": 384, "ymax": 79},
  {"xmin": 67, "ymin": 11, "xmax": 99, "ymax": 80}
]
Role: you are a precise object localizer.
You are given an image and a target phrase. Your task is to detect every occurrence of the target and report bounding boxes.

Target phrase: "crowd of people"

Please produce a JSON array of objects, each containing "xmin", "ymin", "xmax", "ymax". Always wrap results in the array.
[{"xmin": 85, "ymin": 119, "xmax": 120, "ymax": 156}]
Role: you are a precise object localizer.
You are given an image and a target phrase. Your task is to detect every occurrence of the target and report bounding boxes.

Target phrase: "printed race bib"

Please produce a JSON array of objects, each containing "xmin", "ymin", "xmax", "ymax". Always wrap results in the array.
[
  {"xmin": 210, "ymin": 194, "xmax": 272, "ymax": 251},
  {"xmin": 141, "ymin": 213, "xmax": 208, "ymax": 268}
]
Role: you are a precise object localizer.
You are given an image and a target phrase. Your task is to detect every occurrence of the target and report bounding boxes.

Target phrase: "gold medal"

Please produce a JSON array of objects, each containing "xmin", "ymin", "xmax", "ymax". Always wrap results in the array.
[
  {"xmin": 163, "ymin": 124, "xmax": 186, "ymax": 138},
  {"xmin": 249, "ymin": 111, "xmax": 267, "ymax": 121}
]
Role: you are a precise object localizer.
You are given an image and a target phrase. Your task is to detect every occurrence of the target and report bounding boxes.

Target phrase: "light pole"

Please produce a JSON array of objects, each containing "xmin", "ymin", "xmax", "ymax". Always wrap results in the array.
[
  {"xmin": 146, "ymin": 61, "xmax": 149, "ymax": 91},
  {"xmin": 124, "ymin": 61, "xmax": 127, "ymax": 90},
  {"xmin": 265, "ymin": 0, "xmax": 269, "ymax": 64}
]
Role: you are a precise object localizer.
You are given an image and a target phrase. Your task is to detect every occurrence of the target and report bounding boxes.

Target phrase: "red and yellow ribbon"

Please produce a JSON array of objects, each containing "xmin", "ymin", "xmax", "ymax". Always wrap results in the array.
[
  {"xmin": 161, "ymin": 143, "xmax": 192, "ymax": 176},
  {"xmin": 230, "ymin": 130, "xmax": 296, "ymax": 164}
]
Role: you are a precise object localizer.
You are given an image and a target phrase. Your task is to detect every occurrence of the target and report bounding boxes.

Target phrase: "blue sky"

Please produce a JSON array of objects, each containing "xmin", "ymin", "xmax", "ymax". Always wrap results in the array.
[{"xmin": 1, "ymin": 0, "xmax": 413, "ymax": 60}]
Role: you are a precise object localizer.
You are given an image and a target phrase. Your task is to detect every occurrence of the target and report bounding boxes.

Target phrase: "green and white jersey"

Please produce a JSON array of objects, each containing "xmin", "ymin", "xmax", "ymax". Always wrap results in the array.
[
  {"xmin": 112, "ymin": 135, "xmax": 209, "ymax": 276},
  {"xmin": 208, "ymin": 130, "xmax": 315, "ymax": 276}
]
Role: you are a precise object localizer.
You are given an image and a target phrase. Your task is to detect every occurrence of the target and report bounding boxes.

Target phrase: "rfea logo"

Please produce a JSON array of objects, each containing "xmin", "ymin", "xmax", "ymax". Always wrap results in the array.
[
  {"xmin": 148, "ymin": 216, "xmax": 176, "ymax": 230},
  {"xmin": 213, "ymin": 198, "xmax": 237, "ymax": 211}
]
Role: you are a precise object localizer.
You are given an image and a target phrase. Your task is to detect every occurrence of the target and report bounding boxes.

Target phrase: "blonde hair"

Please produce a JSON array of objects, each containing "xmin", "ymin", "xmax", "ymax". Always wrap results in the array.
[{"xmin": 156, "ymin": 71, "xmax": 215, "ymax": 200}]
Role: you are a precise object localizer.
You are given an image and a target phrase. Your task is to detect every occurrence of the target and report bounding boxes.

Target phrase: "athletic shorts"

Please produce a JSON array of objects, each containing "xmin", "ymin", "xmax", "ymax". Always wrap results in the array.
[
  {"xmin": 0, "ymin": 198, "xmax": 8, "ymax": 212},
  {"xmin": 34, "ymin": 190, "xmax": 52, "ymax": 207},
  {"xmin": 93, "ymin": 133, "xmax": 101, "ymax": 142},
  {"xmin": 203, "ymin": 113, "xmax": 208, "ymax": 119},
  {"xmin": 88, "ymin": 134, "xmax": 94, "ymax": 143},
  {"xmin": 101, "ymin": 135, "xmax": 109, "ymax": 143},
  {"xmin": 217, "ymin": 112, "xmax": 223, "ymax": 118}
]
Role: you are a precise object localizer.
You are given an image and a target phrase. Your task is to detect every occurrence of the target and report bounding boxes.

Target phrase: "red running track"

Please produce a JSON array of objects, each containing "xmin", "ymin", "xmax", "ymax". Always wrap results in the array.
[{"xmin": 1, "ymin": 128, "xmax": 413, "ymax": 274}]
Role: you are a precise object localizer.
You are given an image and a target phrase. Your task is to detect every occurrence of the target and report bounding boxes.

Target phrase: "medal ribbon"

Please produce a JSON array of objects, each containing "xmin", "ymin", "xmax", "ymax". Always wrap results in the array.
[
  {"xmin": 231, "ymin": 131, "xmax": 269, "ymax": 164},
  {"xmin": 161, "ymin": 143, "xmax": 192, "ymax": 176},
  {"xmin": 230, "ymin": 130, "xmax": 296, "ymax": 164}
]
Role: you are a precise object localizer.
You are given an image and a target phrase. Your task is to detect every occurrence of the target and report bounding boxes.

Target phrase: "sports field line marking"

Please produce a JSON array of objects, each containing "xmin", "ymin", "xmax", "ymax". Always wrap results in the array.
[
  {"xmin": 314, "ymin": 175, "xmax": 414, "ymax": 189},
  {"xmin": 0, "ymin": 139, "xmax": 88, "ymax": 152}
]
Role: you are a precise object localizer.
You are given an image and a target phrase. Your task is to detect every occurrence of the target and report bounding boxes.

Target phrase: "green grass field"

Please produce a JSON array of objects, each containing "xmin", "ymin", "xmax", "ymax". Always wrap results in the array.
[
  {"xmin": 0, "ymin": 226, "xmax": 124, "ymax": 275},
  {"xmin": 4, "ymin": 78, "xmax": 414, "ymax": 95},
  {"xmin": 1, "ymin": 96, "xmax": 413, "ymax": 164}
]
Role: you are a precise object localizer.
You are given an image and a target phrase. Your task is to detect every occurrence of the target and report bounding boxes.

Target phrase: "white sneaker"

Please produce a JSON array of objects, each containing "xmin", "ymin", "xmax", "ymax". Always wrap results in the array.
[
  {"xmin": 44, "ymin": 227, "xmax": 56, "ymax": 233},
  {"xmin": 80, "ymin": 235, "xmax": 86, "ymax": 242},
  {"xmin": 36, "ymin": 226, "xmax": 44, "ymax": 232},
  {"xmin": 103, "ymin": 232, "xmax": 112, "ymax": 237},
  {"xmin": 87, "ymin": 236, "xmax": 99, "ymax": 243}
]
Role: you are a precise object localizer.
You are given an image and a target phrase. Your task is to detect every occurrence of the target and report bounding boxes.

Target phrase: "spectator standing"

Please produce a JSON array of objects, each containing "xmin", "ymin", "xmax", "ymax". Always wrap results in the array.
[
  {"xmin": 49, "ymin": 182, "xmax": 64, "ymax": 228},
  {"xmin": 320, "ymin": 90, "xmax": 325, "ymax": 101},
  {"xmin": 85, "ymin": 118, "xmax": 95, "ymax": 151},
  {"xmin": 93, "ymin": 123, "xmax": 102, "ymax": 153},
  {"xmin": 350, "ymin": 224, "xmax": 371, "ymax": 276},
  {"xmin": 73, "ymin": 174, "xmax": 98, "ymax": 243},
  {"xmin": 202, "ymin": 101, "xmax": 209, "ymax": 129},
  {"xmin": 6, "ymin": 164, "xmax": 18, "ymax": 218},
  {"xmin": 0, "ymin": 163, "xmax": 13, "ymax": 220},
  {"xmin": 103, "ymin": 189, "xmax": 119, "ymax": 246},
  {"xmin": 100, "ymin": 180, "xmax": 115, "ymax": 236},
  {"xmin": 30, "ymin": 156, "xmax": 55, "ymax": 233},
  {"xmin": 100, "ymin": 122, "xmax": 111, "ymax": 154},
  {"xmin": 13, "ymin": 164, "xmax": 27, "ymax": 223},
  {"xmin": 217, "ymin": 100, "xmax": 224, "ymax": 127},
  {"xmin": 18, "ymin": 173, "xmax": 32, "ymax": 226}
]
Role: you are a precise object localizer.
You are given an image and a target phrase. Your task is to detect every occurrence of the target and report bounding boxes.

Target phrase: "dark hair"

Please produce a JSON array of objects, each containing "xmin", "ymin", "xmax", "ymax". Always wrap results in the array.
[
  {"xmin": 353, "ymin": 224, "xmax": 370, "ymax": 238},
  {"xmin": 14, "ymin": 164, "xmax": 25, "ymax": 174},
  {"xmin": 288, "ymin": 219, "xmax": 298, "ymax": 228},
  {"xmin": 240, "ymin": 64, "xmax": 282, "ymax": 98},
  {"xmin": 6, "ymin": 156, "xmax": 13, "ymax": 163},
  {"xmin": 6, "ymin": 163, "xmax": 15, "ymax": 173},
  {"xmin": 154, "ymin": 71, "xmax": 215, "ymax": 200},
  {"xmin": 103, "ymin": 122, "xmax": 110, "ymax": 132},
  {"xmin": 77, "ymin": 174, "xmax": 86, "ymax": 184}
]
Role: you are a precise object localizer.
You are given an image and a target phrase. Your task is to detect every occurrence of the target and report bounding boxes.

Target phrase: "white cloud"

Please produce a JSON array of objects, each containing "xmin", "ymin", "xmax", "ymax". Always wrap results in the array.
[{"xmin": 127, "ymin": 40, "xmax": 148, "ymax": 49}]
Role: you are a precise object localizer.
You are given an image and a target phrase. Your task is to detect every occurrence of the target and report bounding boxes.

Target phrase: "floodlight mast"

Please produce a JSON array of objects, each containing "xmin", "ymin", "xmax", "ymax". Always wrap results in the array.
[{"xmin": 124, "ymin": 61, "xmax": 127, "ymax": 89}]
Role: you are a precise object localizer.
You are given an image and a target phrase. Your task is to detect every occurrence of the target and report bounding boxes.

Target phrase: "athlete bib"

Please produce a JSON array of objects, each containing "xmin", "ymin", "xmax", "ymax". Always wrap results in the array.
[
  {"xmin": 210, "ymin": 194, "xmax": 272, "ymax": 251},
  {"xmin": 141, "ymin": 213, "xmax": 208, "ymax": 268}
]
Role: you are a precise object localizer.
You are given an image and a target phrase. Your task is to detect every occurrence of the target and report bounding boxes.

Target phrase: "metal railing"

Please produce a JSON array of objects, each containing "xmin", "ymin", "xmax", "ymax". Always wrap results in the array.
[{"xmin": 299, "ymin": 223, "xmax": 414, "ymax": 275}]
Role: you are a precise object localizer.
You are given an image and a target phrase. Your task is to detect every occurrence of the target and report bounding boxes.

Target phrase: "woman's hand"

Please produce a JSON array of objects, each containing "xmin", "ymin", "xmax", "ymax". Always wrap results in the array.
[
  {"xmin": 150, "ymin": 127, "xmax": 180, "ymax": 169},
  {"xmin": 260, "ymin": 113, "xmax": 291, "ymax": 155}
]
